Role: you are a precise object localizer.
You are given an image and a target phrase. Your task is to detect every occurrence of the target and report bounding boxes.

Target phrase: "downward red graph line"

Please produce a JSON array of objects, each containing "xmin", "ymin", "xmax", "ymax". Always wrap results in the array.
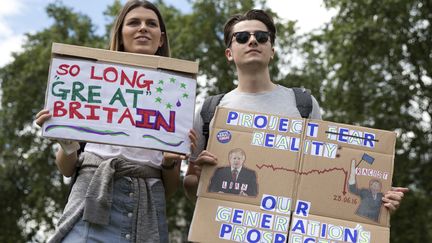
[{"xmin": 256, "ymin": 164, "xmax": 349, "ymax": 194}]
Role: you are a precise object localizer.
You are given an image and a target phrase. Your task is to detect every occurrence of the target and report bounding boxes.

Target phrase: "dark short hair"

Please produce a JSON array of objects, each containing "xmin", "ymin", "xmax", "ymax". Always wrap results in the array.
[
  {"xmin": 223, "ymin": 9, "xmax": 276, "ymax": 47},
  {"xmin": 109, "ymin": 0, "xmax": 170, "ymax": 57}
]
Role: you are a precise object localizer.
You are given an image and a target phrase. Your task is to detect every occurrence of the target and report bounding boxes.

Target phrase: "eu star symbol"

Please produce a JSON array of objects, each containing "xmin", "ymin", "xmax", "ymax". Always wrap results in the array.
[
  {"xmin": 170, "ymin": 77, "xmax": 176, "ymax": 83},
  {"xmin": 166, "ymin": 103, "xmax": 173, "ymax": 109},
  {"xmin": 158, "ymin": 80, "xmax": 164, "ymax": 85},
  {"xmin": 180, "ymin": 83, "xmax": 186, "ymax": 89},
  {"xmin": 155, "ymin": 97, "xmax": 162, "ymax": 103},
  {"xmin": 182, "ymin": 93, "xmax": 189, "ymax": 98},
  {"xmin": 156, "ymin": 87, "xmax": 163, "ymax": 93}
]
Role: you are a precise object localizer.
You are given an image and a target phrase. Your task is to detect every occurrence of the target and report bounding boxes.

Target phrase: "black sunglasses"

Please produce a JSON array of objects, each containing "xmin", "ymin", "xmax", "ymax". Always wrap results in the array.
[{"xmin": 229, "ymin": 31, "xmax": 271, "ymax": 46}]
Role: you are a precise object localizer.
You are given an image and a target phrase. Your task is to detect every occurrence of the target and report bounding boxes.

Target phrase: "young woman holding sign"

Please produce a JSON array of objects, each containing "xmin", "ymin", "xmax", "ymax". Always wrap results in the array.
[{"xmin": 35, "ymin": 1, "xmax": 196, "ymax": 242}]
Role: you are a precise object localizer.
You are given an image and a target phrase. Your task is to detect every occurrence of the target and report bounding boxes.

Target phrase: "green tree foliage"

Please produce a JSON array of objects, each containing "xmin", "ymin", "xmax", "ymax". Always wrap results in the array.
[
  {"xmin": 102, "ymin": 0, "xmax": 123, "ymax": 44},
  {"xmin": 2, "ymin": 0, "xmax": 429, "ymax": 242},
  {"xmin": 299, "ymin": 0, "xmax": 432, "ymax": 242},
  {"xmin": 0, "ymin": 3, "xmax": 104, "ymax": 242}
]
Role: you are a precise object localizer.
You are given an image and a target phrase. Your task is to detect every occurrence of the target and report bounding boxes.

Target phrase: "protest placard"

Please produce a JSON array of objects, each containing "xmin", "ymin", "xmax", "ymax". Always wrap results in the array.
[
  {"xmin": 189, "ymin": 107, "xmax": 395, "ymax": 242},
  {"xmin": 42, "ymin": 43, "xmax": 198, "ymax": 154}
]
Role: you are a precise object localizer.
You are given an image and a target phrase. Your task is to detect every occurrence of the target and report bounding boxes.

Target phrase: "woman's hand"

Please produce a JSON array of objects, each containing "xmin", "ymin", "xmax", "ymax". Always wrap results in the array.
[
  {"xmin": 162, "ymin": 129, "xmax": 198, "ymax": 167},
  {"xmin": 35, "ymin": 109, "xmax": 51, "ymax": 127},
  {"xmin": 162, "ymin": 129, "xmax": 198, "ymax": 198}
]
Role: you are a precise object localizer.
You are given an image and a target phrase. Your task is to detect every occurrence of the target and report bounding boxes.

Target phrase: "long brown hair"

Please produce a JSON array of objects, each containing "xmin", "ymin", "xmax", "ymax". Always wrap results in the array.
[{"xmin": 108, "ymin": 0, "xmax": 170, "ymax": 57}]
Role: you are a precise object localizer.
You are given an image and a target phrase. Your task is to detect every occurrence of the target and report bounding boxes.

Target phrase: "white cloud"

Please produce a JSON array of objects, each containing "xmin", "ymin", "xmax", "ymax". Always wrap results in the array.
[
  {"xmin": 267, "ymin": 0, "xmax": 336, "ymax": 33},
  {"xmin": 0, "ymin": 1, "xmax": 24, "ymax": 38},
  {"xmin": 0, "ymin": 1, "xmax": 24, "ymax": 16},
  {"xmin": 0, "ymin": 21, "xmax": 13, "ymax": 38},
  {"xmin": 0, "ymin": 0, "xmax": 26, "ymax": 67},
  {"xmin": 0, "ymin": 35, "xmax": 25, "ymax": 67}
]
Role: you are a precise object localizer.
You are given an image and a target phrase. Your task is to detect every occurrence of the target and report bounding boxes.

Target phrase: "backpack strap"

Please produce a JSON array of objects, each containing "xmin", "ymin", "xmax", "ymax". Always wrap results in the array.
[
  {"xmin": 200, "ymin": 93, "xmax": 225, "ymax": 148},
  {"xmin": 292, "ymin": 87, "xmax": 313, "ymax": 118}
]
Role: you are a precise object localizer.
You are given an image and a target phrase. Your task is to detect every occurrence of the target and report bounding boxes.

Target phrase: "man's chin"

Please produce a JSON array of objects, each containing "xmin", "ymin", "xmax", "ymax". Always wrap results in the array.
[{"xmin": 238, "ymin": 59, "xmax": 268, "ymax": 68}]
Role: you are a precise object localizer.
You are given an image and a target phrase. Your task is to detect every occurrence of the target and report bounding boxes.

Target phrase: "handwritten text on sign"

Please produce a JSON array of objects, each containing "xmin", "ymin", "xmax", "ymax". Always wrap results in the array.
[{"xmin": 43, "ymin": 57, "xmax": 196, "ymax": 154}]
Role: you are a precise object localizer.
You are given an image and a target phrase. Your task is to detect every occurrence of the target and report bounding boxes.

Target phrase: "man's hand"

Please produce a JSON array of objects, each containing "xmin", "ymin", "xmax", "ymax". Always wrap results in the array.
[
  {"xmin": 192, "ymin": 150, "xmax": 218, "ymax": 178},
  {"xmin": 382, "ymin": 187, "xmax": 409, "ymax": 213}
]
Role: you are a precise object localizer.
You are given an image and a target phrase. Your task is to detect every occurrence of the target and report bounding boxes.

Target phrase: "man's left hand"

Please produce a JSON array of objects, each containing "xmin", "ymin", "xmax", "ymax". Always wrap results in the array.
[{"xmin": 382, "ymin": 187, "xmax": 409, "ymax": 213}]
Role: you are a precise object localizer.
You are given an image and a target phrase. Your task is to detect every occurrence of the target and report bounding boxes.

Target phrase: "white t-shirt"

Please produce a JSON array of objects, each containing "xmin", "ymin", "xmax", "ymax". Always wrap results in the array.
[
  {"xmin": 84, "ymin": 143, "xmax": 163, "ymax": 168},
  {"xmin": 191, "ymin": 85, "xmax": 322, "ymax": 161}
]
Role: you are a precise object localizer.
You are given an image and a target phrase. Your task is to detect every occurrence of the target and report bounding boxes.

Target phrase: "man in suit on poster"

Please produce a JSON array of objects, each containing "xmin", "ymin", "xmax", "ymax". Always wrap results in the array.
[
  {"xmin": 208, "ymin": 148, "xmax": 257, "ymax": 196},
  {"xmin": 349, "ymin": 159, "xmax": 384, "ymax": 222}
]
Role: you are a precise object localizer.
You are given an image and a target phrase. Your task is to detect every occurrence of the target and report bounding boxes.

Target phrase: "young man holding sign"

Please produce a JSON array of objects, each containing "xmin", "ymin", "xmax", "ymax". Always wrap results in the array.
[{"xmin": 184, "ymin": 9, "xmax": 406, "ymax": 213}]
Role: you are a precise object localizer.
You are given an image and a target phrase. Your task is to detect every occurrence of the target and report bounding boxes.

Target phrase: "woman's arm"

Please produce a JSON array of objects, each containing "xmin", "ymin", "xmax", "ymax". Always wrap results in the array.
[
  {"xmin": 35, "ymin": 109, "xmax": 79, "ymax": 177},
  {"xmin": 55, "ymin": 148, "xmax": 78, "ymax": 177},
  {"xmin": 162, "ymin": 129, "xmax": 198, "ymax": 198},
  {"xmin": 161, "ymin": 155, "xmax": 182, "ymax": 198},
  {"xmin": 183, "ymin": 161, "xmax": 200, "ymax": 202}
]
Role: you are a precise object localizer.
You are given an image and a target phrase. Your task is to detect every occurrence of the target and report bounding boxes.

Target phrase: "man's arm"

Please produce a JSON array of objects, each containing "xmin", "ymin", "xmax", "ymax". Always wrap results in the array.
[
  {"xmin": 183, "ymin": 105, "xmax": 221, "ymax": 202},
  {"xmin": 183, "ymin": 150, "xmax": 218, "ymax": 202}
]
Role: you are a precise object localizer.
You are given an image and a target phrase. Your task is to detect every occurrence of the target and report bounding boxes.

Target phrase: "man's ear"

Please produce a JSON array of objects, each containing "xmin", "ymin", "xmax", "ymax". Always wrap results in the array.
[
  {"xmin": 271, "ymin": 47, "xmax": 275, "ymax": 59},
  {"xmin": 225, "ymin": 48, "xmax": 233, "ymax": 61}
]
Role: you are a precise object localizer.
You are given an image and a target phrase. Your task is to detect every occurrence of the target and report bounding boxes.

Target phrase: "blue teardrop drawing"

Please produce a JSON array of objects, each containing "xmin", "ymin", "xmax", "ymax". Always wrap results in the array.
[{"xmin": 176, "ymin": 99, "xmax": 181, "ymax": 107}]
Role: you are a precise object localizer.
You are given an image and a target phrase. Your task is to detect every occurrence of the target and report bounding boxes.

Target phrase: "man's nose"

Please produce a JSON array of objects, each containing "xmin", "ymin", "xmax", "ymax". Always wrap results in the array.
[{"xmin": 248, "ymin": 36, "xmax": 258, "ymax": 46}]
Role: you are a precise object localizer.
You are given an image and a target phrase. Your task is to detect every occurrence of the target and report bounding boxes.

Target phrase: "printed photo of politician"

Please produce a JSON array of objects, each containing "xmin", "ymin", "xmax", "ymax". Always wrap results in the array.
[
  {"xmin": 208, "ymin": 148, "xmax": 258, "ymax": 196},
  {"xmin": 348, "ymin": 159, "xmax": 383, "ymax": 222}
]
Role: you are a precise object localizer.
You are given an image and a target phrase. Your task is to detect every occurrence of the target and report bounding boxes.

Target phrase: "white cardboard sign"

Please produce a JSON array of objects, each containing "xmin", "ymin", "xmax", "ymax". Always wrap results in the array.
[{"xmin": 43, "ymin": 56, "xmax": 196, "ymax": 154}]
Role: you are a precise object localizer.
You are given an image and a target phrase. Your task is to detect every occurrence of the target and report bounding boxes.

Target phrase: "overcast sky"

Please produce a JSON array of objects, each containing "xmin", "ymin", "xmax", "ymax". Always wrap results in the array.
[{"xmin": 0, "ymin": 0, "xmax": 335, "ymax": 67}]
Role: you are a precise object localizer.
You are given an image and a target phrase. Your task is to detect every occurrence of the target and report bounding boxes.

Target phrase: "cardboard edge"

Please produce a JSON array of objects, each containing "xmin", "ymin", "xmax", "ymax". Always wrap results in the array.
[
  {"xmin": 51, "ymin": 43, "xmax": 199, "ymax": 74},
  {"xmin": 291, "ymin": 117, "xmax": 310, "ymax": 210},
  {"xmin": 42, "ymin": 59, "xmax": 55, "ymax": 137},
  {"xmin": 44, "ymin": 48, "xmax": 198, "ymax": 155},
  {"xmin": 196, "ymin": 106, "xmax": 221, "ymax": 197},
  {"xmin": 385, "ymin": 131, "xmax": 397, "ymax": 225}
]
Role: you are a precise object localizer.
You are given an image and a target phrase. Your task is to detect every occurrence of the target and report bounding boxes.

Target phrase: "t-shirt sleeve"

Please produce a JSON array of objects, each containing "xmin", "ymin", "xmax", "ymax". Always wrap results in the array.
[
  {"xmin": 310, "ymin": 95, "xmax": 322, "ymax": 120},
  {"xmin": 190, "ymin": 103, "xmax": 206, "ymax": 161}
]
